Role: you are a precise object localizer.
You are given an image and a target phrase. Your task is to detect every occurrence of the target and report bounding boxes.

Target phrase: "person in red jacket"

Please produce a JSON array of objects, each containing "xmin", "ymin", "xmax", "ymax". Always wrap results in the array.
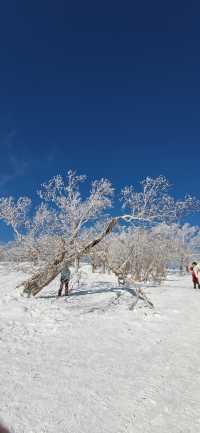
[{"xmin": 190, "ymin": 262, "xmax": 200, "ymax": 289}]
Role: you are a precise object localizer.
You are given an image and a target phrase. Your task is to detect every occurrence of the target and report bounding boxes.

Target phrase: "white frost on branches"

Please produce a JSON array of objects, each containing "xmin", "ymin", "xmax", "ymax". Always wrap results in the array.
[
  {"xmin": 121, "ymin": 175, "xmax": 200, "ymax": 224},
  {"xmin": 0, "ymin": 171, "xmax": 200, "ymax": 293},
  {"xmin": 0, "ymin": 196, "xmax": 31, "ymax": 240}
]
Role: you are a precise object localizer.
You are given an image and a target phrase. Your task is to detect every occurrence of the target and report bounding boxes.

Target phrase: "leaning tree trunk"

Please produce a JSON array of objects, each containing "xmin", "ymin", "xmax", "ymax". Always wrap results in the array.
[
  {"xmin": 21, "ymin": 217, "xmax": 118, "ymax": 296},
  {"xmin": 22, "ymin": 251, "xmax": 66, "ymax": 296}
]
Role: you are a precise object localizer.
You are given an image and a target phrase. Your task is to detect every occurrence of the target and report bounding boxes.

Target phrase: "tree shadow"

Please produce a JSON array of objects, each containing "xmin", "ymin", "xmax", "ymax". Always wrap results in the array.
[
  {"xmin": 37, "ymin": 285, "xmax": 138, "ymax": 300},
  {"xmin": 70, "ymin": 286, "xmax": 137, "ymax": 297}
]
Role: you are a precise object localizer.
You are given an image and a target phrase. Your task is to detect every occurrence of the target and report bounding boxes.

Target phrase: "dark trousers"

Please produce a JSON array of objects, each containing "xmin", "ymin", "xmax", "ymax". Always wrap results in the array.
[
  {"xmin": 193, "ymin": 282, "xmax": 200, "ymax": 289},
  {"xmin": 58, "ymin": 279, "xmax": 69, "ymax": 296}
]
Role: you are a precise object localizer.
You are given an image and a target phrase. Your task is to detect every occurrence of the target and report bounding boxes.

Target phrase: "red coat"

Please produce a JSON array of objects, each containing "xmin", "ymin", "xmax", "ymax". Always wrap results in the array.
[
  {"xmin": 192, "ymin": 270, "xmax": 199, "ymax": 283},
  {"xmin": 190, "ymin": 267, "xmax": 199, "ymax": 283}
]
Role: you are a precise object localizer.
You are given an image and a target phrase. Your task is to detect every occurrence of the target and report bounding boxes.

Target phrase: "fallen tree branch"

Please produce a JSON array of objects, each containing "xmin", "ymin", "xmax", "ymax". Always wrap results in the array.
[{"xmin": 129, "ymin": 287, "xmax": 154, "ymax": 311}]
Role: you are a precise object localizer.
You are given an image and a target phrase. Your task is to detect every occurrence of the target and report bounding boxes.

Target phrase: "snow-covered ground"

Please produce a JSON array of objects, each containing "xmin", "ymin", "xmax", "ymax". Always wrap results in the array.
[{"xmin": 1, "ymin": 265, "xmax": 200, "ymax": 433}]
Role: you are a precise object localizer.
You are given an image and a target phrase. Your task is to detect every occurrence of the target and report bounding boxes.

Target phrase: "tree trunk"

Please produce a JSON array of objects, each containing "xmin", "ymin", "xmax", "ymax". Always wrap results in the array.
[
  {"xmin": 92, "ymin": 262, "xmax": 97, "ymax": 273},
  {"xmin": 23, "ymin": 251, "xmax": 65, "ymax": 296},
  {"xmin": 179, "ymin": 257, "xmax": 184, "ymax": 275},
  {"xmin": 102, "ymin": 261, "xmax": 106, "ymax": 274},
  {"xmin": 74, "ymin": 256, "xmax": 80, "ymax": 273}
]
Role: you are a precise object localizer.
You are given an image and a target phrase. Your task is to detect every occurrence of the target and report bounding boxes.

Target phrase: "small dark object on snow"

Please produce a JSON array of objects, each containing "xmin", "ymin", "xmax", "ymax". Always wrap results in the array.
[{"xmin": 118, "ymin": 274, "xmax": 125, "ymax": 286}]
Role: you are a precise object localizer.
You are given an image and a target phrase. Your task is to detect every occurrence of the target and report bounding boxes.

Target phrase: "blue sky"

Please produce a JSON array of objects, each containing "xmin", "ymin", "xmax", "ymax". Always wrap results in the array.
[{"xmin": 0, "ymin": 0, "xmax": 200, "ymax": 239}]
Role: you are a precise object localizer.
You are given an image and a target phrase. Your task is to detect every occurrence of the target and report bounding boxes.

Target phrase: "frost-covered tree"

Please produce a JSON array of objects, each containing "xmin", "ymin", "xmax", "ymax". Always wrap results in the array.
[
  {"xmin": 0, "ymin": 196, "xmax": 31, "ymax": 241},
  {"xmin": 89, "ymin": 223, "xmax": 200, "ymax": 284},
  {"xmin": 0, "ymin": 172, "xmax": 199, "ymax": 296},
  {"xmin": 0, "ymin": 171, "xmax": 115, "ymax": 294},
  {"xmin": 121, "ymin": 176, "xmax": 200, "ymax": 224},
  {"xmin": 100, "ymin": 227, "xmax": 169, "ymax": 283},
  {"xmin": 158, "ymin": 223, "xmax": 199, "ymax": 271}
]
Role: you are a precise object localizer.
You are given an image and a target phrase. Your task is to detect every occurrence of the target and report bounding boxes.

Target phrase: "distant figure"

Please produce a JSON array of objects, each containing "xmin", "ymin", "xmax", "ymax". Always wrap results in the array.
[
  {"xmin": 190, "ymin": 262, "xmax": 200, "ymax": 289},
  {"xmin": 0, "ymin": 423, "xmax": 10, "ymax": 433},
  {"xmin": 118, "ymin": 273, "xmax": 125, "ymax": 286},
  {"xmin": 58, "ymin": 263, "xmax": 71, "ymax": 296},
  {"xmin": 193, "ymin": 262, "xmax": 200, "ymax": 289}
]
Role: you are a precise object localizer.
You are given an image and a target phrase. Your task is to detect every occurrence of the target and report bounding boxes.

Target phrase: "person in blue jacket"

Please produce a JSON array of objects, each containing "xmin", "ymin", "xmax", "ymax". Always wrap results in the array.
[{"xmin": 58, "ymin": 263, "xmax": 71, "ymax": 296}]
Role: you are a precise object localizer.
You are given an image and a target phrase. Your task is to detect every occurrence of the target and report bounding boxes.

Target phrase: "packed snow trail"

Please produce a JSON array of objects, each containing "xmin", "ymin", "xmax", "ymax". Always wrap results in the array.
[{"xmin": 0, "ymin": 266, "xmax": 200, "ymax": 433}]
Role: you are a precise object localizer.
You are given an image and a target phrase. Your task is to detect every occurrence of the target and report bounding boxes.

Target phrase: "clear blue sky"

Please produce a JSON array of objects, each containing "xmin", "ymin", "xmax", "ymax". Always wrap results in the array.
[{"xmin": 0, "ymin": 0, "xmax": 200, "ymax": 239}]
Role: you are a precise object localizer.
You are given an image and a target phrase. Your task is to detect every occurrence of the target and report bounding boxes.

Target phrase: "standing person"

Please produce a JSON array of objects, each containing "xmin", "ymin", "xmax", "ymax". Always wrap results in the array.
[
  {"xmin": 190, "ymin": 262, "xmax": 200, "ymax": 289},
  {"xmin": 58, "ymin": 263, "xmax": 71, "ymax": 296},
  {"xmin": 193, "ymin": 262, "xmax": 200, "ymax": 289}
]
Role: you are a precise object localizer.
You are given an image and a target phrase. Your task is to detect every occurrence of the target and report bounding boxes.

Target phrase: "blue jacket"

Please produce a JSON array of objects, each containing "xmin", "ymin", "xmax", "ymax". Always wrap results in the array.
[{"xmin": 61, "ymin": 264, "xmax": 71, "ymax": 281}]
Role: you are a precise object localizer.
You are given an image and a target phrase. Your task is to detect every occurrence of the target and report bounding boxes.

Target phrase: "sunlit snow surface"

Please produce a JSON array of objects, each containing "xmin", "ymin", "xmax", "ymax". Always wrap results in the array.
[{"xmin": 0, "ymin": 264, "xmax": 200, "ymax": 433}]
